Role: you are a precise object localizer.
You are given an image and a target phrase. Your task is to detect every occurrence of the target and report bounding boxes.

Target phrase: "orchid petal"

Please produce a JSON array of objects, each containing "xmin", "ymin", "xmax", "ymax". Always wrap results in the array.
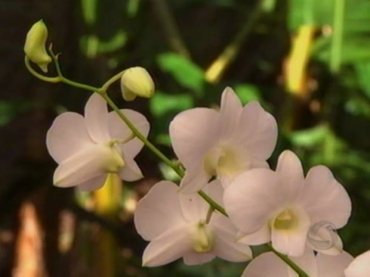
[
  {"xmin": 236, "ymin": 101, "xmax": 278, "ymax": 159},
  {"xmin": 307, "ymin": 225, "xmax": 344, "ymax": 255},
  {"xmin": 77, "ymin": 174, "xmax": 107, "ymax": 191},
  {"xmin": 53, "ymin": 144, "xmax": 117, "ymax": 188},
  {"xmin": 299, "ymin": 165, "xmax": 351, "ymax": 229},
  {"xmin": 169, "ymin": 108, "xmax": 219, "ymax": 167},
  {"xmin": 142, "ymin": 224, "xmax": 191, "ymax": 267},
  {"xmin": 241, "ymin": 252, "xmax": 291, "ymax": 277},
  {"xmin": 109, "ymin": 109, "xmax": 150, "ymax": 157},
  {"xmin": 134, "ymin": 181, "xmax": 184, "ymax": 240},
  {"xmin": 183, "ymin": 252, "xmax": 215, "ymax": 265},
  {"xmin": 180, "ymin": 180, "xmax": 222, "ymax": 222},
  {"xmin": 118, "ymin": 155, "xmax": 143, "ymax": 181},
  {"xmin": 317, "ymin": 252, "xmax": 353, "ymax": 277},
  {"xmin": 46, "ymin": 112, "xmax": 94, "ymax": 163},
  {"xmin": 219, "ymin": 87, "xmax": 243, "ymax": 139},
  {"xmin": 179, "ymin": 168, "xmax": 211, "ymax": 193},
  {"xmin": 276, "ymin": 151, "xmax": 304, "ymax": 201},
  {"xmin": 212, "ymin": 214, "xmax": 252, "ymax": 262},
  {"xmin": 242, "ymin": 250, "xmax": 317, "ymax": 277},
  {"xmin": 84, "ymin": 93, "xmax": 111, "ymax": 143},
  {"xmin": 224, "ymin": 168, "xmax": 284, "ymax": 234},
  {"xmin": 345, "ymin": 250, "xmax": 370, "ymax": 277},
  {"xmin": 237, "ymin": 224, "xmax": 270, "ymax": 245}
]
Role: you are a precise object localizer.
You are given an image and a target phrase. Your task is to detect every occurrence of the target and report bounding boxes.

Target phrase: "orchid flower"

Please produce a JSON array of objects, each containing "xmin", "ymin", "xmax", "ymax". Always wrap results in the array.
[
  {"xmin": 344, "ymin": 250, "xmax": 370, "ymax": 277},
  {"xmin": 134, "ymin": 180, "xmax": 252, "ymax": 267},
  {"xmin": 46, "ymin": 93, "xmax": 149, "ymax": 191},
  {"xmin": 169, "ymin": 87, "xmax": 277, "ymax": 193},
  {"xmin": 242, "ymin": 250, "xmax": 353, "ymax": 277},
  {"xmin": 223, "ymin": 150, "xmax": 351, "ymax": 256}
]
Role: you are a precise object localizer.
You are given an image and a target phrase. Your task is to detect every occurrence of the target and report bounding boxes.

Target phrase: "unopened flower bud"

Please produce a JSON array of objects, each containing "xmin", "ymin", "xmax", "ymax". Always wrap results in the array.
[
  {"xmin": 24, "ymin": 20, "xmax": 52, "ymax": 73},
  {"xmin": 120, "ymin": 67, "xmax": 154, "ymax": 101}
]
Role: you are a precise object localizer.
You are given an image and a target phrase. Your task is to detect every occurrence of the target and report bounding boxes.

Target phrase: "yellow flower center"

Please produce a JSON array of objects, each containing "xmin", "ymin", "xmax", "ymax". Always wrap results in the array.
[
  {"xmin": 272, "ymin": 209, "xmax": 298, "ymax": 230},
  {"xmin": 204, "ymin": 145, "xmax": 243, "ymax": 177},
  {"xmin": 191, "ymin": 222, "xmax": 214, "ymax": 253},
  {"xmin": 102, "ymin": 141, "xmax": 125, "ymax": 173}
]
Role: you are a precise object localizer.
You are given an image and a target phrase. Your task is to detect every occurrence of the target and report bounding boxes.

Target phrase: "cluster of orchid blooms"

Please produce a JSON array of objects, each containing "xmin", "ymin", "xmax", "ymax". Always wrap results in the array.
[{"xmin": 23, "ymin": 20, "xmax": 370, "ymax": 277}]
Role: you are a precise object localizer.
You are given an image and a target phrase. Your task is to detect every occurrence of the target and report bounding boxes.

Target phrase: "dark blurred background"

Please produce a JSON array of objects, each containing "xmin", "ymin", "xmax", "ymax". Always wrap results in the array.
[{"xmin": 1, "ymin": 0, "xmax": 370, "ymax": 276}]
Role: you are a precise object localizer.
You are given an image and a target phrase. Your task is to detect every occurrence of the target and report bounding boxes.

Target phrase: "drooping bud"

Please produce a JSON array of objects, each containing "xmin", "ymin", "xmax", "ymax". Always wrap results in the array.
[
  {"xmin": 120, "ymin": 67, "xmax": 154, "ymax": 101},
  {"xmin": 24, "ymin": 20, "xmax": 52, "ymax": 73},
  {"xmin": 191, "ymin": 222, "xmax": 214, "ymax": 253}
]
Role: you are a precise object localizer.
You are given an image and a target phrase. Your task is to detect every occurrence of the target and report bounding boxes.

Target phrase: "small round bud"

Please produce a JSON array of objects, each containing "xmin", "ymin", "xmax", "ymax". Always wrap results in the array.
[
  {"xmin": 120, "ymin": 67, "xmax": 154, "ymax": 101},
  {"xmin": 24, "ymin": 20, "xmax": 52, "ymax": 73}
]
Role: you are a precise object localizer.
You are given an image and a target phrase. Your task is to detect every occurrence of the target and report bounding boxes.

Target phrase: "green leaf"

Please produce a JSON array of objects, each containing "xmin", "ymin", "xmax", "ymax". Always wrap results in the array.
[
  {"xmin": 290, "ymin": 125, "xmax": 329, "ymax": 147},
  {"xmin": 157, "ymin": 53, "xmax": 205, "ymax": 94},
  {"xmin": 150, "ymin": 91, "xmax": 194, "ymax": 117},
  {"xmin": 233, "ymin": 84, "xmax": 261, "ymax": 104}
]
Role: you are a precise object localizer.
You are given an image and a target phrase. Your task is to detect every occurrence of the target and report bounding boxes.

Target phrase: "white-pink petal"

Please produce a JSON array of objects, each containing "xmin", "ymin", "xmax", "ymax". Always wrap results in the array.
[
  {"xmin": 276, "ymin": 150, "xmax": 305, "ymax": 201},
  {"xmin": 179, "ymin": 169, "xmax": 211, "ymax": 193},
  {"xmin": 142, "ymin": 224, "xmax": 191, "ymax": 267},
  {"xmin": 241, "ymin": 250, "xmax": 317, "ymax": 277},
  {"xmin": 224, "ymin": 168, "xmax": 285, "ymax": 235},
  {"xmin": 77, "ymin": 174, "xmax": 107, "ymax": 191},
  {"xmin": 53, "ymin": 144, "xmax": 113, "ymax": 188},
  {"xmin": 236, "ymin": 101, "xmax": 278, "ymax": 159},
  {"xmin": 110, "ymin": 109, "xmax": 150, "ymax": 157},
  {"xmin": 344, "ymin": 250, "xmax": 370, "ymax": 277},
  {"xmin": 169, "ymin": 108, "xmax": 219, "ymax": 167},
  {"xmin": 317, "ymin": 252, "xmax": 353, "ymax": 277},
  {"xmin": 212, "ymin": 214, "xmax": 252, "ymax": 262},
  {"xmin": 219, "ymin": 87, "xmax": 243, "ymax": 138},
  {"xmin": 118, "ymin": 155, "xmax": 143, "ymax": 181},
  {"xmin": 299, "ymin": 165, "xmax": 351, "ymax": 229},
  {"xmin": 183, "ymin": 252, "xmax": 215, "ymax": 265},
  {"xmin": 46, "ymin": 112, "xmax": 94, "ymax": 163},
  {"xmin": 134, "ymin": 181, "xmax": 184, "ymax": 240},
  {"xmin": 84, "ymin": 93, "xmax": 111, "ymax": 143}
]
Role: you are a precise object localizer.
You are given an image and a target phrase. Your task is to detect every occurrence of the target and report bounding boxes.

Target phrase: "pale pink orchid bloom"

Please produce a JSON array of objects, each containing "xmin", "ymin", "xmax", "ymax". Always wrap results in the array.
[
  {"xmin": 242, "ymin": 250, "xmax": 353, "ymax": 277},
  {"xmin": 224, "ymin": 150, "xmax": 352, "ymax": 257},
  {"xmin": 344, "ymin": 250, "xmax": 370, "ymax": 277},
  {"xmin": 46, "ymin": 93, "xmax": 149, "ymax": 191},
  {"xmin": 169, "ymin": 87, "xmax": 277, "ymax": 193},
  {"xmin": 134, "ymin": 180, "xmax": 252, "ymax": 267}
]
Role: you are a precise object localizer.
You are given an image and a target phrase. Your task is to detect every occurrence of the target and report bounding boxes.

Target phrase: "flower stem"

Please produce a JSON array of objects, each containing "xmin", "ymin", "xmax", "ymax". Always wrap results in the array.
[
  {"xmin": 265, "ymin": 244, "xmax": 310, "ymax": 277},
  {"xmin": 24, "ymin": 56, "xmax": 61, "ymax": 83}
]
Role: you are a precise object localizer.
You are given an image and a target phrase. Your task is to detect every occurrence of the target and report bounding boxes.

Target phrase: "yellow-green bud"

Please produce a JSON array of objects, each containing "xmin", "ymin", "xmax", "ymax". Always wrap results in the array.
[
  {"xmin": 120, "ymin": 67, "xmax": 155, "ymax": 101},
  {"xmin": 24, "ymin": 20, "xmax": 52, "ymax": 73}
]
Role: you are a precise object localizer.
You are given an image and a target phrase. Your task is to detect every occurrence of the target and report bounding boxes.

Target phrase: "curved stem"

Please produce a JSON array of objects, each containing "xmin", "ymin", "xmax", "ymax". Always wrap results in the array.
[
  {"xmin": 101, "ymin": 71, "xmax": 125, "ymax": 91},
  {"xmin": 265, "ymin": 244, "xmax": 310, "ymax": 277},
  {"xmin": 24, "ymin": 57, "xmax": 61, "ymax": 83}
]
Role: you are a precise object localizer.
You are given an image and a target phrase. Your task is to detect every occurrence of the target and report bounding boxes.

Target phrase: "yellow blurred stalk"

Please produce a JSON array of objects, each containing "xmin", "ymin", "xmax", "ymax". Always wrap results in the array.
[
  {"xmin": 93, "ymin": 173, "xmax": 122, "ymax": 277},
  {"xmin": 285, "ymin": 25, "xmax": 316, "ymax": 97}
]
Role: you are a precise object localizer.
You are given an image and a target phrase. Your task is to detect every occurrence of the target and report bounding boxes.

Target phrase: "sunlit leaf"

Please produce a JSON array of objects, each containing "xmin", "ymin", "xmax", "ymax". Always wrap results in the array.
[
  {"xmin": 157, "ymin": 53, "xmax": 205, "ymax": 94},
  {"xmin": 150, "ymin": 91, "xmax": 194, "ymax": 117},
  {"xmin": 233, "ymin": 84, "xmax": 261, "ymax": 104}
]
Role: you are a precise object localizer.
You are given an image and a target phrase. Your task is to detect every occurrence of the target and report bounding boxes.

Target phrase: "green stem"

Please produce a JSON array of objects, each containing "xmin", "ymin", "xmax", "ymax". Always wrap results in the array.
[
  {"xmin": 24, "ymin": 56, "xmax": 61, "ymax": 83},
  {"xmin": 330, "ymin": 0, "xmax": 345, "ymax": 73},
  {"xmin": 265, "ymin": 244, "xmax": 310, "ymax": 277},
  {"xmin": 101, "ymin": 71, "xmax": 125, "ymax": 91}
]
